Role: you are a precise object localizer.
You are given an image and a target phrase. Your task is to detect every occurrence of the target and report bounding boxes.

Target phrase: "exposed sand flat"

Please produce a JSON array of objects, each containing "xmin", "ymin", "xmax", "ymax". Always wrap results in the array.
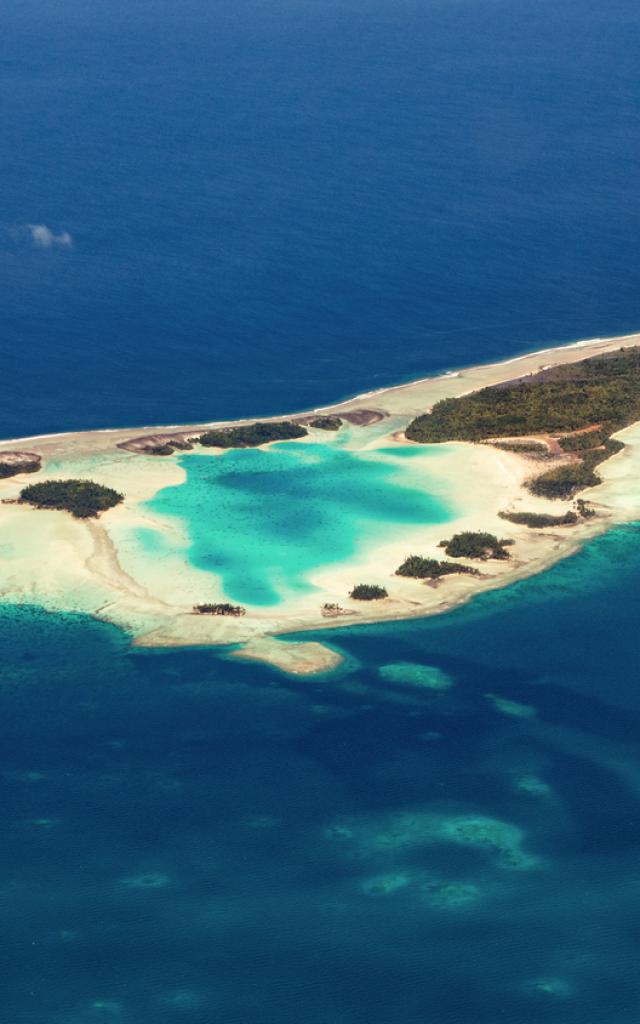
[
  {"xmin": 1, "ymin": 331, "xmax": 639, "ymax": 674},
  {"xmin": 231, "ymin": 637, "xmax": 344, "ymax": 676}
]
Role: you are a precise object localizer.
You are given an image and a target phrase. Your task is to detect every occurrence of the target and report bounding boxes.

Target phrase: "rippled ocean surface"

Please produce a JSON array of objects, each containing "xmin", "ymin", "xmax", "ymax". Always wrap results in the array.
[
  {"xmin": 1, "ymin": 0, "xmax": 640, "ymax": 438},
  {"xmin": 3, "ymin": 525, "xmax": 640, "ymax": 1023},
  {"xmin": 3, "ymin": 0, "xmax": 640, "ymax": 1020}
]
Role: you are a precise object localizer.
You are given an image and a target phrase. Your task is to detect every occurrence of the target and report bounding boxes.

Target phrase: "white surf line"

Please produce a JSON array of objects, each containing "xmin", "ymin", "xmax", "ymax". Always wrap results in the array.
[{"xmin": 2, "ymin": 330, "xmax": 638, "ymax": 448}]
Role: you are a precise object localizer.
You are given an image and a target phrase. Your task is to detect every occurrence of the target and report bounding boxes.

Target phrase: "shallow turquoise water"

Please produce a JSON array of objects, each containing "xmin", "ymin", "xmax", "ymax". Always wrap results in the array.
[{"xmin": 140, "ymin": 442, "xmax": 453, "ymax": 605}]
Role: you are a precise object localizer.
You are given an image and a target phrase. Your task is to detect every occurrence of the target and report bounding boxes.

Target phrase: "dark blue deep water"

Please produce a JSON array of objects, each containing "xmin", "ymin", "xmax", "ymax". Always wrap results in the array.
[
  {"xmin": 3, "ymin": 1, "xmax": 640, "ymax": 1020},
  {"xmin": 1, "ymin": 0, "xmax": 640, "ymax": 438},
  {"xmin": 3, "ymin": 525, "xmax": 640, "ymax": 1022}
]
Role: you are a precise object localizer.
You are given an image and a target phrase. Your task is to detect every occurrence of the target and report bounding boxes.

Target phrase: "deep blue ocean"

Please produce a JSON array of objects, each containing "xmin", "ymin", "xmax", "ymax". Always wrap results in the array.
[
  {"xmin": 3, "ymin": 526, "xmax": 640, "ymax": 1023},
  {"xmin": 3, "ymin": 0, "xmax": 640, "ymax": 1020},
  {"xmin": 1, "ymin": 0, "xmax": 640, "ymax": 438}
]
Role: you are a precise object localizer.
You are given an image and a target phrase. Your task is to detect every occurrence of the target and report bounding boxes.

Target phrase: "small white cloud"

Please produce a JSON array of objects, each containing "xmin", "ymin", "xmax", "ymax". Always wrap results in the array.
[{"xmin": 28, "ymin": 224, "xmax": 73, "ymax": 249}]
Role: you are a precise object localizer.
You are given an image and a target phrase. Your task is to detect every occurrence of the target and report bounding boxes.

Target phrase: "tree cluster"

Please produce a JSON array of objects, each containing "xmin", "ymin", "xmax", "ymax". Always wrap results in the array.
[
  {"xmin": 20, "ymin": 479, "xmax": 124, "ymax": 518},
  {"xmin": 395, "ymin": 555, "xmax": 479, "ymax": 579},
  {"xmin": 527, "ymin": 439, "xmax": 624, "ymax": 499},
  {"xmin": 439, "ymin": 531, "xmax": 512, "ymax": 560},
  {"xmin": 197, "ymin": 421, "xmax": 307, "ymax": 448},
  {"xmin": 0, "ymin": 460, "xmax": 40, "ymax": 479},
  {"xmin": 498, "ymin": 509, "xmax": 578, "ymax": 528},
  {"xmin": 193, "ymin": 603, "xmax": 246, "ymax": 616},
  {"xmin": 406, "ymin": 348, "xmax": 638, "ymax": 498},
  {"xmin": 349, "ymin": 584, "xmax": 388, "ymax": 600},
  {"xmin": 309, "ymin": 416, "xmax": 342, "ymax": 431},
  {"xmin": 488, "ymin": 440, "xmax": 549, "ymax": 455},
  {"xmin": 406, "ymin": 348, "xmax": 640, "ymax": 443}
]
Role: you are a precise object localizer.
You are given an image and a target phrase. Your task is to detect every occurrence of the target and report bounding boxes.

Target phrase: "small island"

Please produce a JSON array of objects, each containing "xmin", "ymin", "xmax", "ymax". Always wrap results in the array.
[
  {"xmin": 197, "ymin": 420, "xmax": 308, "ymax": 449},
  {"xmin": 438, "ymin": 531, "xmax": 513, "ymax": 560},
  {"xmin": 350, "ymin": 584, "xmax": 388, "ymax": 600},
  {"xmin": 0, "ymin": 452, "xmax": 41, "ymax": 478},
  {"xmin": 19, "ymin": 479, "xmax": 124, "ymax": 519},
  {"xmin": 499, "ymin": 509, "xmax": 577, "ymax": 528},
  {"xmin": 1, "ymin": 331, "xmax": 640, "ymax": 676},
  {"xmin": 309, "ymin": 415, "xmax": 342, "ymax": 431},
  {"xmin": 194, "ymin": 602, "xmax": 246, "ymax": 616},
  {"xmin": 395, "ymin": 555, "xmax": 479, "ymax": 579}
]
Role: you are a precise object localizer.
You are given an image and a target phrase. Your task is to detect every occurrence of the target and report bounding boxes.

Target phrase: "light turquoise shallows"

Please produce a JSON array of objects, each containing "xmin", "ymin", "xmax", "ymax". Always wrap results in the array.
[{"xmin": 139, "ymin": 442, "xmax": 454, "ymax": 606}]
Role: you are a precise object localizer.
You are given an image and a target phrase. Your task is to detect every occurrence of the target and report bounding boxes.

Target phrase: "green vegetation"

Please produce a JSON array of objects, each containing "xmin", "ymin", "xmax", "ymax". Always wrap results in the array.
[
  {"xmin": 488, "ymin": 440, "xmax": 549, "ymax": 455},
  {"xmin": 527, "ymin": 439, "xmax": 624, "ymax": 499},
  {"xmin": 321, "ymin": 602, "xmax": 350, "ymax": 617},
  {"xmin": 20, "ymin": 479, "xmax": 124, "ymax": 518},
  {"xmin": 526, "ymin": 463, "xmax": 600, "ymax": 499},
  {"xmin": 197, "ymin": 421, "xmax": 307, "ymax": 448},
  {"xmin": 147, "ymin": 444, "xmax": 175, "ymax": 456},
  {"xmin": 193, "ymin": 602, "xmax": 246, "ymax": 616},
  {"xmin": 405, "ymin": 348, "xmax": 639, "ymax": 498},
  {"xmin": 499, "ymin": 510, "xmax": 578, "ymax": 528},
  {"xmin": 577, "ymin": 498, "xmax": 597, "ymax": 518},
  {"xmin": 439, "ymin": 531, "xmax": 513, "ymax": 560},
  {"xmin": 395, "ymin": 555, "xmax": 480, "ymax": 579},
  {"xmin": 406, "ymin": 348, "xmax": 640, "ymax": 443},
  {"xmin": 309, "ymin": 415, "xmax": 342, "ymax": 431},
  {"xmin": 558, "ymin": 429, "xmax": 607, "ymax": 452},
  {"xmin": 350, "ymin": 584, "xmax": 388, "ymax": 600},
  {"xmin": 0, "ymin": 459, "xmax": 40, "ymax": 479}
]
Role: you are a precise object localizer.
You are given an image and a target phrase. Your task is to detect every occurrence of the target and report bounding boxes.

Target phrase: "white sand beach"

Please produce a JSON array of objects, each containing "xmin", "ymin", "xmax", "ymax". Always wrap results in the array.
[{"xmin": 1, "ymin": 331, "xmax": 639, "ymax": 675}]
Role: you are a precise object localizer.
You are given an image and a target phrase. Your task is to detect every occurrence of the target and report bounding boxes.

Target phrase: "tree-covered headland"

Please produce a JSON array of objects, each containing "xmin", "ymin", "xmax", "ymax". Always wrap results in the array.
[
  {"xmin": 20, "ymin": 480, "xmax": 124, "ymax": 518},
  {"xmin": 197, "ymin": 421, "xmax": 307, "ymax": 448},
  {"xmin": 406, "ymin": 347, "xmax": 639, "ymax": 498}
]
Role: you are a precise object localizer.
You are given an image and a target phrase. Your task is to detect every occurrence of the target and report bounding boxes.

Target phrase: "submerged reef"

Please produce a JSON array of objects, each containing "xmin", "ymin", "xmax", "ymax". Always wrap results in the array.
[
  {"xmin": 121, "ymin": 872, "xmax": 171, "ymax": 890},
  {"xmin": 438, "ymin": 815, "xmax": 539, "ymax": 870},
  {"xmin": 326, "ymin": 810, "xmax": 539, "ymax": 871},
  {"xmin": 515, "ymin": 774, "xmax": 551, "ymax": 797},
  {"xmin": 485, "ymin": 693, "xmax": 537, "ymax": 720},
  {"xmin": 360, "ymin": 873, "xmax": 411, "ymax": 895},
  {"xmin": 421, "ymin": 880, "xmax": 481, "ymax": 908},
  {"xmin": 379, "ymin": 662, "xmax": 453, "ymax": 691}
]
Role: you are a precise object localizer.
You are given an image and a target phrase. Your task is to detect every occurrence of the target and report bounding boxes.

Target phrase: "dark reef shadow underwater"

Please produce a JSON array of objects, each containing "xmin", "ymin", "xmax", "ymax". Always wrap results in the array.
[{"xmin": 2, "ymin": 523, "xmax": 640, "ymax": 1023}]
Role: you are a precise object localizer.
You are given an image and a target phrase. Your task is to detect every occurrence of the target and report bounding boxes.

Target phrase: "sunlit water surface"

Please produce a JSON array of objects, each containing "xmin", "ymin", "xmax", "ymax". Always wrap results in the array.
[{"xmin": 138, "ymin": 442, "xmax": 453, "ymax": 604}]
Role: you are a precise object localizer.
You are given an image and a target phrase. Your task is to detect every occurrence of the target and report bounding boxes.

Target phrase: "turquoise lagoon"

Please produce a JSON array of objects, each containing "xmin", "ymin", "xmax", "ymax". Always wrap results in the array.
[{"xmin": 138, "ymin": 441, "xmax": 454, "ymax": 605}]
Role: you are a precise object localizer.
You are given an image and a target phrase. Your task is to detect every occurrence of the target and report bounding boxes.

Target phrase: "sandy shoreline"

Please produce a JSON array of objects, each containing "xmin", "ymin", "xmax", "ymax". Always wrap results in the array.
[
  {"xmin": 3, "ymin": 330, "xmax": 639, "ymax": 457},
  {"xmin": 2, "ymin": 330, "xmax": 640, "ymax": 676}
]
